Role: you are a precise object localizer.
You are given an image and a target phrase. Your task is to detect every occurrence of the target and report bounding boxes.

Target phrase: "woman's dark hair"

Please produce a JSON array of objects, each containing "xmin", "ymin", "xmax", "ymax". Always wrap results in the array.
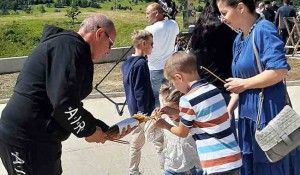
[
  {"xmin": 217, "ymin": 0, "xmax": 256, "ymax": 13},
  {"xmin": 191, "ymin": 0, "xmax": 221, "ymax": 50}
]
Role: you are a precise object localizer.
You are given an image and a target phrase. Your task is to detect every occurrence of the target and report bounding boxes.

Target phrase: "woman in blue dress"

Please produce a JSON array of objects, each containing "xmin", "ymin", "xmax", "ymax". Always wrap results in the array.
[{"xmin": 216, "ymin": 0, "xmax": 300, "ymax": 174}]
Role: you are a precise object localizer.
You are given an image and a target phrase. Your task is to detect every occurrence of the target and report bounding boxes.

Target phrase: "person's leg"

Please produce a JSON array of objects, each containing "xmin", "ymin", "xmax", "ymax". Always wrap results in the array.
[
  {"xmin": 129, "ymin": 124, "xmax": 145, "ymax": 175},
  {"xmin": 252, "ymin": 141, "xmax": 300, "ymax": 175},
  {"xmin": 0, "ymin": 140, "xmax": 31, "ymax": 175},
  {"xmin": 289, "ymin": 147, "xmax": 300, "ymax": 175},
  {"xmin": 190, "ymin": 166, "xmax": 202, "ymax": 175},
  {"xmin": 0, "ymin": 139, "xmax": 62, "ymax": 175},
  {"xmin": 152, "ymin": 127, "xmax": 164, "ymax": 169},
  {"xmin": 163, "ymin": 169, "xmax": 176, "ymax": 175},
  {"xmin": 238, "ymin": 118, "xmax": 254, "ymax": 175},
  {"xmin": 149, "ymin": 70, "xmax": 165, "ymax": 107},
  {"xmin": 32, "ymin": 142, "xmax": 62, "ymax": 175},
  {"xmin": 210, "ymin": 168, "xmax": 240, "ymax": 175}
]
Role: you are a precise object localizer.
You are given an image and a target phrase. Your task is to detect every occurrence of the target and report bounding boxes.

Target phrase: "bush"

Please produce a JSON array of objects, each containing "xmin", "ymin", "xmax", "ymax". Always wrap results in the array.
[
  {"xmin": 46, "ymin": 3, "xmax": 52, "ymax": 8},
  {"xmin": 54, "ymin": 2, "xmax": 63, "ymax": 8},
  {"xmin": 196, "ymin": 5, "xmax": 203, "ymax": 12},
  {"xmin": 23, "ymin": 5, "xmax": 32, "ymax": 14},
  {"xmin": 54, "ymin": 8, "xmax": 61, "ymax": 12},
  {"xmin": 90, "ymin": 2, "xmax": 101, "ymax": 8},
  {"xmin": 0, "ymin": 9, "xmax": 9, "ymax": 15},
  {"xmin": 38, "ymin": 5, "xmax": 46, "ymax": 13}
]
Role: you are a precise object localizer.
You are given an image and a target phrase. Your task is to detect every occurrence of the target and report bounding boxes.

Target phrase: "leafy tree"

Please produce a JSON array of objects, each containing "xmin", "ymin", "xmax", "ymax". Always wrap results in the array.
[
  {"xmin": 66, "ymin": 4, "xmax": 81, "ymax": 24},
  {"xmin": 0, "ymin": 0, "xmax": 10, "ymax": 15}
]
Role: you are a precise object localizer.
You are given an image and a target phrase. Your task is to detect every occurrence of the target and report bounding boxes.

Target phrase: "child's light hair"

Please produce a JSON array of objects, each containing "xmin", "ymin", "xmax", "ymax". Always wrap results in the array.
[
  {"xmin": 160, "ymin": 84, "xmax": 183, "ymax": 105},
  {"xmin": 164, "ymin": 51, "xmax": 198, "ymax": 80},
  {"xmin": 131, "ymin": 30, "xmax": 153, "ymax": 48}
]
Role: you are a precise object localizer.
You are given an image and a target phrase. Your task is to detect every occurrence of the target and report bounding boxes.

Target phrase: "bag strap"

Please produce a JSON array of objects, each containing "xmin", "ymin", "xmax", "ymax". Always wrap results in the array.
[
  {"xmin": 252, "ymin": 30, "xmax": 264, "ymax": 130},
  {"xmin": 253, "ymin": 30, "xmax": 292, "ymax": 130}
]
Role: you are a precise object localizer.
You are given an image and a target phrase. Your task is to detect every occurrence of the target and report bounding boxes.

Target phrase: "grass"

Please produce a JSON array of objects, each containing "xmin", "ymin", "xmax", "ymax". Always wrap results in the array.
[
  {"xmin": 0, "ymin": 1, "xmax": 192, "ymax": 58},
  {"xmin": 0, "ymin": 10, "xmax": 150, "ymax": 57}
]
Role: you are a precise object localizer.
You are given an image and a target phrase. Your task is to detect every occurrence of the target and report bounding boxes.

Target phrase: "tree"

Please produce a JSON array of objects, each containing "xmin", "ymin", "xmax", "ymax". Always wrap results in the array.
[{"xmin": 66, "ymin": 4, "xmax": 81, "ymax": 24}]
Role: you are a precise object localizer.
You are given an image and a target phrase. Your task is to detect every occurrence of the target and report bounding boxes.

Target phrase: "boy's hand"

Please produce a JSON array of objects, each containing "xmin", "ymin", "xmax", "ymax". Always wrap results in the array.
[{"xmin": 159, "ymin": 106, "xmax": 179, "ymax": 115}]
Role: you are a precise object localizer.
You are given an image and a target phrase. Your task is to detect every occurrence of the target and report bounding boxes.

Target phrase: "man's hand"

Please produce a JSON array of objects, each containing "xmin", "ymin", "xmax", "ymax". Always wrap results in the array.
[
  {"xmin": 85, "ymin": 126, "xmax": 106, "ymax": 143},
  {"xmin": 110, "ymin": 125, "xmax": 133, "ymax": 140}
]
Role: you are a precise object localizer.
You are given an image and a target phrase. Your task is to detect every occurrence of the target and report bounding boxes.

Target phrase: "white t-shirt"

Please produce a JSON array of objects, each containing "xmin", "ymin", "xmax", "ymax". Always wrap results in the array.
[{"xmin": 145, "ymin": 20, "xmax": 179, "ymax": 70}]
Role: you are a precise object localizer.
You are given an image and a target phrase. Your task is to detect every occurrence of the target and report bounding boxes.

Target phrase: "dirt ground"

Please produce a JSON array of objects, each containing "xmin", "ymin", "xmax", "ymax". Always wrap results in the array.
[{"xmin": 0, "ymin": 58, "xmax": 300, "ymax": 100}]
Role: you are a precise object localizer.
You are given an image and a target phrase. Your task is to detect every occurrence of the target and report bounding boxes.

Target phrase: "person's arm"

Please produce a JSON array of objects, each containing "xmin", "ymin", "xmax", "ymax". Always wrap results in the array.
[
  {"xmin": 224, "ymin": 69, "xmax": 288, "ymax": 94},
  {"xmin": 227, "ymin": 93, "xmax": 238, "ymax": 115},
  {"xmin": 154, "ymin": 118, "xmax": 190, "ymax": 138},
  {"xmin": 46, "ymin": 44, "xmax": 108, "ymax": 142},
  {"xmin": 225, "ymin": 23, "xmax": 289, "ymax": 94}
]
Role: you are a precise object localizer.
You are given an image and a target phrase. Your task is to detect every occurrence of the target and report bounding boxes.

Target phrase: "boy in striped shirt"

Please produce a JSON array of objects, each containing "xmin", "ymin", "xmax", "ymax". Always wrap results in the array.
[{"xmin": 154, "ymin": 51, "xmax": 242, "ymax": 175}]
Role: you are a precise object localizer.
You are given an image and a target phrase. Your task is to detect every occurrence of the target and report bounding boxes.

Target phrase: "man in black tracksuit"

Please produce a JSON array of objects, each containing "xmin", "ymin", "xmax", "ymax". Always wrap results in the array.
[{"xmin": 0, "ymin": 14, "xmax": 128, "ymax": 175}]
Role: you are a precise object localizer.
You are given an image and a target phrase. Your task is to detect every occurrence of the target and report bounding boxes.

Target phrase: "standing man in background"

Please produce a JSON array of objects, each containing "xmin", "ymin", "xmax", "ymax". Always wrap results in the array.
[
  {"xmin": 274, "ymin": 0, "xmax": 296, "ymax": 45},
  {"xmin": 145, "ymin": 2, "xmax": 179, "ymax": 108},
  {"xmin": 0, "ymin": 14, "xmax": 130, "ymax": 175}
]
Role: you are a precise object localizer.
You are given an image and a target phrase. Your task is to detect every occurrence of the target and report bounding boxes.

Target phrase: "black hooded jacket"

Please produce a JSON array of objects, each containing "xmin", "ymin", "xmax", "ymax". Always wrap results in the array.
[{"xmin": 0, "ymin": 25, "xmax": 109, "ymax": 146}]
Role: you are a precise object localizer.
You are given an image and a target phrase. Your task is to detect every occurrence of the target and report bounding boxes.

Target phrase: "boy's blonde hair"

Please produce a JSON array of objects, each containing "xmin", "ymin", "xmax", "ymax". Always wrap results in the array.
[
  {"xmin": 160, "ymin": 84, "xmax": 183, "ymax": 105},
  {"xmin": 164, "ymin": 51, "xmax": 198, "ymax": 80},
  {"xmin": 131, "ymin": 30, "xmax": 153, "ymax": 48}
]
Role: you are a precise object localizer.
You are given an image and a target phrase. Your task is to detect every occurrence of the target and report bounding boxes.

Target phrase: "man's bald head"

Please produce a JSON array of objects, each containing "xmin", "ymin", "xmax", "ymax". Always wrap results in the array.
[
  {"xmin": 146, "ymin": 3, "xmax": 165, "ymax": 24},
  {"xmin": 78, "ymin": 14, "xmax": 116, "ymax": 63},
  {"xmin": 79, "ymin": 14, "xmax": 115, "ymax": 35},
  {"xmin": 147, "ymin": 3, "xmax": 164, "ymax": 14}
]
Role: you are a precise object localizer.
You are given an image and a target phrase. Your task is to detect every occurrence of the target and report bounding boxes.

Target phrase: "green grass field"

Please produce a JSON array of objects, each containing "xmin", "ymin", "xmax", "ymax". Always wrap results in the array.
[{"xmin": 0, "ymin": 1, "xmax": 195, "ymax": 58}]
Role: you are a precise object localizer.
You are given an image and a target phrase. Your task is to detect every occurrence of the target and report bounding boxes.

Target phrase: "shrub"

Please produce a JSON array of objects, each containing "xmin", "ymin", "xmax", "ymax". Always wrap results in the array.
[
  {"xmin": 54, "ymin": 8, "xmax": 61, "ymax": 12},
  {"xmin": 38, "ymin": 5, "xmax": 46, "ymax": 13}
]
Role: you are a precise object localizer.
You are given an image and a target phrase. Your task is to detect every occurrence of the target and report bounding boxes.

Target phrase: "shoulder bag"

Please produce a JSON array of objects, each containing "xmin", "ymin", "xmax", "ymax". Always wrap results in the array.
[{"xmin": 252, "ymin": 30, "xmax": 300, "ymax": 162}]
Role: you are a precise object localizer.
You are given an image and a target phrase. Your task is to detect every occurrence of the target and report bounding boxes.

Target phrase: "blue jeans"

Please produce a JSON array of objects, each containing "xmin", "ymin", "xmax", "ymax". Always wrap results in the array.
[
  {"xmin": 164, "ymin": 167, "xmax": 202, "ymax": 175},
  {"xmin": 149, "ymin": 69, "xmax": 167, "ymax": 107}
]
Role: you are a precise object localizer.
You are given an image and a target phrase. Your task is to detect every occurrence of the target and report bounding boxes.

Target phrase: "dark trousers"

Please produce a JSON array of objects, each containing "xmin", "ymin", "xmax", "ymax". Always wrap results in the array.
[
  {"xmin": 280, "ymin": 29, "xmax": 288, "ymax": 45},
  {"xmin": 0, "ymin": 139, "xmax": 62, "ymax": 175}
]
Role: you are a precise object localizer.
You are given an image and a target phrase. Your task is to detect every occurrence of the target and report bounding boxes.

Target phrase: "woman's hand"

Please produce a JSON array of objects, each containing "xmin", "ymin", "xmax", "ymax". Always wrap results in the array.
[{"xmin": 224, "ymin": 78, "xmax": 248, "ymax": 94}]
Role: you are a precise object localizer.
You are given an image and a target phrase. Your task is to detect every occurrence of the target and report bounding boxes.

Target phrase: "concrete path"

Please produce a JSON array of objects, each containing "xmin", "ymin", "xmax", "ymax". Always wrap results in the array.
[{"xmin": 0, "ymin": 85, "xmax": 300, "ymax": 175}]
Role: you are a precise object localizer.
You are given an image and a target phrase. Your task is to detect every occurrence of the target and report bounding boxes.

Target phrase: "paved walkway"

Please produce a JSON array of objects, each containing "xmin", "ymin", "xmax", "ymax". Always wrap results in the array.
[{"xmin": 0, "ymin": 85, "xmax": 300, "ymax": 175}]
